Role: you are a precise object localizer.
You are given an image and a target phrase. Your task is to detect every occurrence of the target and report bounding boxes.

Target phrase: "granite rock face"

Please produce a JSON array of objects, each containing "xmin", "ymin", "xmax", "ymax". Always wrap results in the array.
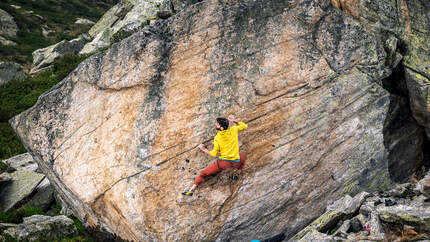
[
  {"xmin": 331, "ymin": 0, "xmax": 430, "ymax": 139},
  {"xmin": 10, "ymin": 0, "xmax": 428, "ymax": 241}
]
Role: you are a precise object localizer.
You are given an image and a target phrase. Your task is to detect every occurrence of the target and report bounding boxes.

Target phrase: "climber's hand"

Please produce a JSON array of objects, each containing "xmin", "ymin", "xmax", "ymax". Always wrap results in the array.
[
  {"xmin": 198, "ymin": 144, "xmax": 205, "ymax": 150},
  {"xmin": 228, "ymin": 115, "xmax": 238, "ymax": 123}
]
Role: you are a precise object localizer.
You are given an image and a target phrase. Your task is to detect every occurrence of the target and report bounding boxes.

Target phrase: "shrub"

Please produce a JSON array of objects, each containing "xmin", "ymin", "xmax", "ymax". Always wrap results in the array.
[
  {"xmin": 0, "ymin": 205, "xmax": 44, "ymax": 224},
  {"xmin": 0, "ymin": 54, "xmax": 90, "ymax": 160}
]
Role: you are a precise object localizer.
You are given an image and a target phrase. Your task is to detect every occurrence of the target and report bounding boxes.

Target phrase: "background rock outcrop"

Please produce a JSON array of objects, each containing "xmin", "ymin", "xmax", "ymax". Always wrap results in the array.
[
  {"xmin": 0, "ymin": 62, "xmax": 27, "ymax": 85},
  {"xmin": 0, "ymin": 9, "xmax": 18, "ymax": 37},
  {"xmin": 10, "ymin": 0, "xmax": 429, "ymax": 241}
]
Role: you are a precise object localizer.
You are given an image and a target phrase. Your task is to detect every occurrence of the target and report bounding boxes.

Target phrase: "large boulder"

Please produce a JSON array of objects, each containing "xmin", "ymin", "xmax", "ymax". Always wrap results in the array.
[
  {"xmin": 0, "ymin": 9, "xmax": 18, "ymax": 37},
  {"xmin": 9, "ymin": 0, "xmax": 427, "ymax": 240},
  {"xmin": 0, "ymin": 171, "xmax": 45, "ymax": 212},
  {"xmin": 31, "ymin": 34, "xmax": 90, "ymax": 74},
  {"xmin": 1, "ymin": 215, "xmax": 77, "ymax": 241},
  {"xmin": 80, "ymin": 0, "xmax": 182, "ymax": 54},
  {"xmin": 0, "ymin": 62, "xmax": 27, "ymax": 86}
]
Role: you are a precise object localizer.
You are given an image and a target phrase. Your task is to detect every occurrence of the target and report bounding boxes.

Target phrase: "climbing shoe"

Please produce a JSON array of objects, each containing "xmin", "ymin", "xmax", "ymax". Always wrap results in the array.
[
  {"xmin": 182, "ymin": 190, "xmax": 193, "ymax": 196},
  {"xmin": 232, "ymin": 173, "xmax": 239, "ymax": 181}
]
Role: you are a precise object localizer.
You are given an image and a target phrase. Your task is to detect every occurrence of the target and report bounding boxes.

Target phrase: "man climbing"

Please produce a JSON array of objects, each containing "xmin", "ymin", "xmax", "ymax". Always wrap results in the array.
[{"xmin": 182, "ymin": 115, "xmax": 248, "ymax": 196}]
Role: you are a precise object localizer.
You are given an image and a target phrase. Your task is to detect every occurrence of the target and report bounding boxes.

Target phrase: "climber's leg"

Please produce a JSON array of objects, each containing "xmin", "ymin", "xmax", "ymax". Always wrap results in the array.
[
  {"xmin": 194, "ymin": 161, "xmax": 222, "ymax": 186},
  {"xmin": 237, "ymin": 152, "xmax": 247, "ymax": 172}
]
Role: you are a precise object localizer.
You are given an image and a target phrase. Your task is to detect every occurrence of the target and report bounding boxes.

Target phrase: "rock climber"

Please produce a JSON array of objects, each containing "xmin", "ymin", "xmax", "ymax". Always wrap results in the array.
[{"xmin": 182, "ymin": 115, "xmax": 248, "ymax": 196}]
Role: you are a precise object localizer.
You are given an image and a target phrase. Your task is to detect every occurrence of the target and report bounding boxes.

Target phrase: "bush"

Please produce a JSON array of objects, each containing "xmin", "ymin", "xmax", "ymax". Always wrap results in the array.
[
  {"xmin": 0, "ymin": 205, "xmax": 44, "ymax": 224},
  {"xmin": 0, "ymin": 54, "xmax": 90, "ymax": 160}
]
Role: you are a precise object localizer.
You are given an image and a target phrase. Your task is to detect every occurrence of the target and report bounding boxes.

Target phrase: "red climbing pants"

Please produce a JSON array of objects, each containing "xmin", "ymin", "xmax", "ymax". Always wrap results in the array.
[{"xmin": 194, "ymin": 153, "xmax": 247, "ymax": 187}]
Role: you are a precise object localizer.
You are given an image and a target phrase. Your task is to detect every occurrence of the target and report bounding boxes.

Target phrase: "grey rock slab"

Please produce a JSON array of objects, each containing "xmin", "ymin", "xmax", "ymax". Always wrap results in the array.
[
  {"xmin": 0, "ymin": 223, "xmax": 18, "ymax": 232},
  {"xmin": 0, "ymin": 9, "xmax": 18, "ymax": 37},
  {"xmin": 0, "ymin": 173, "xmax": 12, "ymax": 185},
  {"xmin": 2, "ymin": 215, "xmax": 77, "ymax": 241},
  {"xmin": 2, "ymin": 153, "xmax": 38, "ymax": 172},
  {"xmin": 24, "ymin": 178, "xmax": 55, "ymax": 211},
  {"xmin": 0, "ymin": 171, "xmax": 45, "ymax": 212},
  {"xmin": 420, "ymin": 176, "xmax": 430, "ymax": 198},
  {"xmin": 369, "ymin": 211, "xmax": 385, "ymax": 239},
  {"xmin": 292, "ymin": 192, "xmax": 371, "ymax": 240},
  {"xmin": 298, "ymin": 230, "xmax": 335, "ymax": 242},
  {"xmin": 0, "ymin": 36, "xmax": 17, "ymax": 46},
  {"xmin": 31, "ymin": 34, "xmax": 90, "ymax": 74},
  {"xmin": 0, "ymin": 62, "xmax": 27, "ymax": 86},
  {"xmin": 81, "ymin": 0, "xmax": 174, "ymax": 54},
  {"xmin": 377, "ymin": 204, "xmax": 430, "ymax": 232},
  {"xmin": 75, "ymin": 18, "xmax": 95, "ymax": 25}
]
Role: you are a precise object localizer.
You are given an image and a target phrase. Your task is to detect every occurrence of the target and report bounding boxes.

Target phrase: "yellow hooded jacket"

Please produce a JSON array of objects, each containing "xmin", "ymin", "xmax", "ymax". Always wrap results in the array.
[{"xmin": 209, "ymin": 122, "xmax": 248, "ymax": 161}]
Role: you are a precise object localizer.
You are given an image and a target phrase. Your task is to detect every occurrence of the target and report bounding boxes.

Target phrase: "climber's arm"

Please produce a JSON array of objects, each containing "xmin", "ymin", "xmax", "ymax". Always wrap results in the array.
[
  {"xmin": 228, "ymin": 115, "xmax": 248, "ymax": 131},
  {"xmin": 199, "ymin": 141, "xmax": 219, "ymax": 157}
]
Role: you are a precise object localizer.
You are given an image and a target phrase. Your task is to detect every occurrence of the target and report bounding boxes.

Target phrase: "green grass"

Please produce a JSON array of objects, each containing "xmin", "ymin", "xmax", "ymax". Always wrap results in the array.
[
  {"xmin": 0, "ymin": 205, "xmax": 44, "ymax": 224},
  {"xmin": 0, "ymin": 54, "xmax": 90, "ymax": 160},
  {"xmin": 0, "ymin": 0, "xmax": 118, "ymax": 67}
]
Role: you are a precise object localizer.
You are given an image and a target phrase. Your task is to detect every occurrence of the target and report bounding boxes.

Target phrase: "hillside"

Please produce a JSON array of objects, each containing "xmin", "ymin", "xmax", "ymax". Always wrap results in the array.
[{"xmin": 0, "ymin": 0, "xmax": 118, "ymax": 70}]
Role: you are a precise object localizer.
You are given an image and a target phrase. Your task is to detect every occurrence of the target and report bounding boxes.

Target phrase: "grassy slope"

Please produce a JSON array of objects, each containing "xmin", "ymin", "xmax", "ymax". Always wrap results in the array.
[
  {"xmin": 0, "ymin": 0, "xmax": 118, "ymax": 159},
  {"xmin": 0, "ymin": 0, "xmax": 118, "ymax": 69}
]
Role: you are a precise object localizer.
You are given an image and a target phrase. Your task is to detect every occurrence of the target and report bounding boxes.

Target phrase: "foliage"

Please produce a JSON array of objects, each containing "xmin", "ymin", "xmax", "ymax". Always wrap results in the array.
[
  {"xmin": 0, "ymin": 205, "xmax": 96, "ymax": 241},
  {"xmin": 0, "ymin": 0, "xmax": 118, "ymax": 66},
  {"xmin": 0, "ymin": 205, "xmax": 44, "ymax": 224},
  {"xmin": 0, "ymin": 160, "xmax": 8, "ymax": 172},
  {"xmin": 110, "ymin": 22, "xmax": 148, "ymax": 44},
  {"xmin": 0, "ymin": 54, "xmax": 90, "ymax": 160}
]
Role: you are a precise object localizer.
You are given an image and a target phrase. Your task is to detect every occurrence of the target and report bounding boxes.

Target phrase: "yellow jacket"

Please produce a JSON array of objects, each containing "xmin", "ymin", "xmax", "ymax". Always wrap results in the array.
[{"xmin": 209, "ymin": 122, "xmax": 248, "ymax": 160}]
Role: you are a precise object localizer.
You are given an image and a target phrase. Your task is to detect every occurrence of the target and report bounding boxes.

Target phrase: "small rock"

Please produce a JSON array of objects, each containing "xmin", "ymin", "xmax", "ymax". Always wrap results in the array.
[
  {"xmin": 2, "ymin": 215, "xmax": 77, "ymax": 241},
  {"xmin": 156, "ymin": 11, "xmax": 172, "ymax": 19},
  {"xmin": 369, "ymin": 211, "xmax": 385, "ymax": 239},
  {"xmin": 334, "ymin": 219, "xmax": 350, "ymax": 237},
  {"xmin": 75, "ymin": 18, "xmax": 95, "ymax": 25},
  {"xmin": 0, "ymin": 172, "xmax": 12, "ymax": 184},
  {"xmin": 350, "ymin": 216, "xmax": 363, "ymax": 232},
  {"xmin": 0, "ymin": 36, "xmax": 17, "ymax": 46},
  {"xmin": 42, "ymin": 27, "xmax": 54, "ymax": 38},
  {"xmin": 420, "ymin": 178, "xmax": 430, "ymax": 198},
  {"xmin": 298, "ymin": 230, "xmax": 333, "ymax": 242},
  {"xmin": 10, "ymin": 5, "xmax": 21, "ymax": 9}
]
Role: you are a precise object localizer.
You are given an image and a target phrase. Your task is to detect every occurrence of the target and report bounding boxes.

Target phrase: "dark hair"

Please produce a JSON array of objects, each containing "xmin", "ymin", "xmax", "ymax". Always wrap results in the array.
[{"xmin": 216, "ymin": 117, "xmax": 229, "ymax": 130}]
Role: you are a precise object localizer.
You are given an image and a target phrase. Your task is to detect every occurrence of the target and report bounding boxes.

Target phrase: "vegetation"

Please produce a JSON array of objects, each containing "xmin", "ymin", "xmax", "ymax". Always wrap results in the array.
[
  {"xmin": 0, "ymin": 0, "xmax": 118, "ymax": 68},
  {"xmin": 0, "ymin": 54, "xmax": 90, "ymax": 160},
  {"xmin": 0, "ymin": 205, "xmax": 44, "ymax": 224},
  {"xmin": 0, "ymin": 204, "xmax": 95, "ymax": 241}
]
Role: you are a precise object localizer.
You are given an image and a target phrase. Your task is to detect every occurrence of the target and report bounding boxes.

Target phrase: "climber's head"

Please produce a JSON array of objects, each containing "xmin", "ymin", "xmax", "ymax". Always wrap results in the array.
[{"xmin": 216, "ymin": 117, "xmax": 229, "ymax": 131}]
